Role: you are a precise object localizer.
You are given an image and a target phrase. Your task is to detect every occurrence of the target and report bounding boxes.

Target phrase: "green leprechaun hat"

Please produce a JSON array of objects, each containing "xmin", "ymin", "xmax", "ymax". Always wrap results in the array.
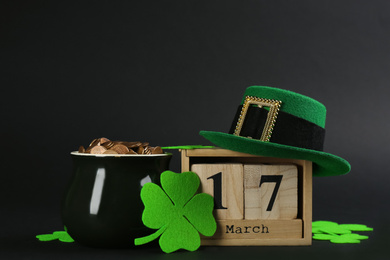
[{"xmin": 199, "ymin": 86, "xmax": 351, "ymax": 177}]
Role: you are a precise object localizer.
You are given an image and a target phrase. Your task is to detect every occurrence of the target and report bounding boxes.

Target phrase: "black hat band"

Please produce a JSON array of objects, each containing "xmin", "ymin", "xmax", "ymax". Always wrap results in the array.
[{"xmin": 228, "ymin": 105, "xmax": 326, "ymax": 151}]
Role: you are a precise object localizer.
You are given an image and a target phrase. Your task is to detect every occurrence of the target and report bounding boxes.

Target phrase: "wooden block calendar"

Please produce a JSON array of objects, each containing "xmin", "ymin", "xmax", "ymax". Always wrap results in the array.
[
  {"xmin": 182, "ymin": 148, "xmax": 312, "ymax": 246},
  {"xmin": 244, "ymin": 164, "xmax": 298, "ymax": 220},
  {"xmin": 192, "ymin": 163, "xmax": 244, "ymax": 220}
]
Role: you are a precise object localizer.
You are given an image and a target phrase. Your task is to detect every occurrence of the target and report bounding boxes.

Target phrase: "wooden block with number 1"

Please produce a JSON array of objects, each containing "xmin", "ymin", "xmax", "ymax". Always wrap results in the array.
[{"xmin": 191, "ymin": 163, "xmax": 244, "ymax": 220}]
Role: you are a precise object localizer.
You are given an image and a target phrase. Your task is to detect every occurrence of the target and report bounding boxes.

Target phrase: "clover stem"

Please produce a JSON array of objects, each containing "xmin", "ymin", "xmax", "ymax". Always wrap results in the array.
[{"xmin": 134, "ymin": 225, "xmax": 168, "ymax": 246}]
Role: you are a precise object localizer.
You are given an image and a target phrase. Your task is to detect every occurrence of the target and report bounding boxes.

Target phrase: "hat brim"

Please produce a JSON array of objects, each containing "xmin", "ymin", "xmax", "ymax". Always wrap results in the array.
[{"xmin": 199, "ymin": 131, "xmax": 351, "ymax": 177}]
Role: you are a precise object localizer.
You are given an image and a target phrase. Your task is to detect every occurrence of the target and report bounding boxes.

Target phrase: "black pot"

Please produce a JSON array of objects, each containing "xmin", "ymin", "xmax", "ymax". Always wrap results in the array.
[{"xmin": 61, "ymin": 152, "xmax": 172, "ymax": 248}]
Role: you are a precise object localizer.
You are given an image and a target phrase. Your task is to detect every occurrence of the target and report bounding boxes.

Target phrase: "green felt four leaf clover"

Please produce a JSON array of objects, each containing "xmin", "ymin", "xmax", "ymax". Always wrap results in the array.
[
  {"xmin": 36, "ymin": 230, "xmax": 74, "ymax": 243},
  {"xmin": 312, "ymin": 221, "xmax": 372, "ymax": 244},
  {"xmin": 134, "ymin": 171, "xmax": 217, "ymax": 253}
]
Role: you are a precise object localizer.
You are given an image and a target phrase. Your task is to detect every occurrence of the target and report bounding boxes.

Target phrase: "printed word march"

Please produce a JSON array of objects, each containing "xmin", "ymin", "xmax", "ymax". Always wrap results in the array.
[{"xmin": 226, "ymin": 224, "xmax": 269, "ymax": 234}]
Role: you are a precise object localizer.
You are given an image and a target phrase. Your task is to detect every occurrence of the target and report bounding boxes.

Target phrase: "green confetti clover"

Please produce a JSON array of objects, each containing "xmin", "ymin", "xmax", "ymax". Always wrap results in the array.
[
  {"xmin": 36, "ymin": 230, "xmax": 74, "ymax": 243},
  {"xmin": 312, "ymin": 221, "xmax": 373, "ymax": 244},
  {"xmin": 134, "ymin": 171, "xmax": 217, "ymax": 253}
]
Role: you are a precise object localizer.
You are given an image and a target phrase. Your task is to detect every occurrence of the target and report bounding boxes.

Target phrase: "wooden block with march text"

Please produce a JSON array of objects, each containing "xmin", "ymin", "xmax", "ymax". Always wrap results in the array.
[
  {"xmin": 191, "ymin": 164, "xmax": 244, "ymax": 220},
  {"xmin": 244, "ymin": 164, "xmax": 298, "ymax": 220}
]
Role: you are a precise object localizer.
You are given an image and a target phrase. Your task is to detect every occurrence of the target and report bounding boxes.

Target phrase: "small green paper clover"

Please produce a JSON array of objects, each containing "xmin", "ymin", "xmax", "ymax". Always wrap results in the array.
[
  {"xmin": 312, "ymin": 221, "xmax": 372, "ymax": 244},
  {"xmin": 134, "ymin": 171, "xmax": 217, "ymax": 253},
  {"xmin": 36, "ymin": 229, "xmax": 74, "ymax": 243}
]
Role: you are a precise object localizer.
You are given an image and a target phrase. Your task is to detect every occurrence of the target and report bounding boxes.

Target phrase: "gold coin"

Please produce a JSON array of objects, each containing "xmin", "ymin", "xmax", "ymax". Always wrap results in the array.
[
  {"xmin": 140, "ymin": 146, "xmax": 152, "ymax": 155},
  {"xmin": 126, "ymin": 149, "xmax": 137, "ymax": 154},
  {"xmin": 78, "ymin": 146, "xmax": 86, "ymax": 153},
  {"xmin": 89, "ymin": 138, "xmax": 100, "ymax": 148},
  {"xmin": 103, "ymin": 150, "xmax": 118, "ymax": 154},
  {"xmin": 100, "ymin": 137, "xmax": 111, "ymax": 145},
  {"xmin": 110, "ymin": 144, "xmax": 129, "ymax": 154},
  {"xmin": 86, "ymin": 138, "xmax": 100, "ymax": 152},
  {"xmin": 90, "ymin": 146, "xmax": 107, "ymax": 154},
  {"xmin": 102, "ymin": 141, "xmax": 115, "ymax": 149},
  {"xmin": 121, "ymin": 141, "xmax": 142, "ymax": 148},
  {"xmin": 136, "ymin": 146, "xmax": 144, "ymax": 154},
  {"xmin": 150, "ymin": 146, "xmax": 163, "ymax": 154},
  {"xmin": 80, "ymin": 138, "xmax": 163, "ymax": 155}
]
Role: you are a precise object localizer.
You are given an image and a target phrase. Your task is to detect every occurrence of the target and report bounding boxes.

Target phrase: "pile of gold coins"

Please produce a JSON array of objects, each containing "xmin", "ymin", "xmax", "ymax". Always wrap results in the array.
[{"xmin": 78, "ymin": 137, "xmax": 164, "ymax": 155}]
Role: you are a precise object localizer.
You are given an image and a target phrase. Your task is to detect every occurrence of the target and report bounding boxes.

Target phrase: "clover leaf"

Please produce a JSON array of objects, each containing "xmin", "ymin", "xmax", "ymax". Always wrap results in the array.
[
  {"xmin": 312, "ymin": 221, "xmax": 373, "ymax": 244},
  {"xmin": 36, "ymin": 229, "xmax": 74, "ymax": 243},
  {"xmin": 134, "ymin": 171, "xmax": 217, "ymax": 253}
]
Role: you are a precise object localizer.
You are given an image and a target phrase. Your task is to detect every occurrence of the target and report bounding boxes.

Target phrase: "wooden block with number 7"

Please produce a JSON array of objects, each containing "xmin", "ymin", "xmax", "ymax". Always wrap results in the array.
[
  {"xmin": 244, "ymin": 164, "xmax": 298, "ymax": 220},
  {"xmin": 191, "ymin": 163, "xmax": 244, "ymax": 220}
]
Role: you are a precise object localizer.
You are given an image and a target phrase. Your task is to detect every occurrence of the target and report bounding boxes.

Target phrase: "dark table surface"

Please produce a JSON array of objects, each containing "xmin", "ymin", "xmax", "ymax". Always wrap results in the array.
[
  {"xmin": 0, "ymin": 206, "xmax": 387, "ymax": 260},
  {"xmin": 2, "ymin": 1, "xmax": 390, "ymax": 259}
]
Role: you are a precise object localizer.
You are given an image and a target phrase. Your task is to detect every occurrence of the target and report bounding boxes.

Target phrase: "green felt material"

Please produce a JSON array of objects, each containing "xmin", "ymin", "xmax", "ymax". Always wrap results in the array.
[
  {"xmin": 36, "ymin": 230, "xmax": 74, "ymax": 243},
  {"xmin": 200, "ymin": 131, "xmax": 350, "ymax": 177},
  {"xmin": 333, "ymin": 234, "xmax": 368, "ymax": 244},
  {"xmin": 199, "ymin": 86, "xmax": 351, "ymax": 177},
  {"xmin": 313, "ymin": 234, "xmax": 367, "ymax": 244},
  {"xmin": 134, "ymin": 171, "xmax": 216, "ymax": 253},
  {"xmin": 243, "ymin": 86, "xmax": 326, "ymax": 127},
  {"xmin": 312, "ymin": 221, "xmax": 338, "ymax": 228},
  {"xmin": 338, "ymin": 224, "xmax": 374, "ymax": 231},
  {"xmin": 320, "ymin": 226, "xmax": 352, "ymax": 235},
  {"xmin": 330, "ymin": 236, "xmax": 361, "ymax": 244},
  {"xmin": 161, "ymin": 145, "xmax": 215, "ymax": 150},
  {"xmin": 312, "ymin": 221, "xmax": 372, "ymax": 244}
]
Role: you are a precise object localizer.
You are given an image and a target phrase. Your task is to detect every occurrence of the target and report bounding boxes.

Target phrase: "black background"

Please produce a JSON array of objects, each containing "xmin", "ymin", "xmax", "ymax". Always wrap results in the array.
[{"xmin": 1, "ymin": 1, "xmax": 389, "ymax": 259}]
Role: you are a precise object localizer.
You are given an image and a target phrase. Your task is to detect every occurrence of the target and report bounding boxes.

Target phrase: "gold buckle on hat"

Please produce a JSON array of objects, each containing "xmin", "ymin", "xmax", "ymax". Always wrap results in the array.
[{"xmin": 233, "ymin": 96, "xmax": 282, "ymax": 142}]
